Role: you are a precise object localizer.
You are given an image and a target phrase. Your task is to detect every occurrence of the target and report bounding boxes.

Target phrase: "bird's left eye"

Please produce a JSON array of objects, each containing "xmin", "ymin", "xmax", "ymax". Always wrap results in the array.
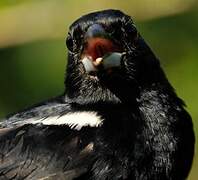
[{"xmin": 66, "ymin": 34, "xmax": 74, "ymax": 52}]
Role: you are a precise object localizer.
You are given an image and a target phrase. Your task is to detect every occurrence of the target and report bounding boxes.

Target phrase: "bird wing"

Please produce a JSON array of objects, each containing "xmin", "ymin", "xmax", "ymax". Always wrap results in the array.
[
  {"xmin": 0, "ymin": 96, "xmax": 98, "ymax": 179},
  {"xmin": 0, "ymin": 124, "xmax": 96, "ymax": 180}
]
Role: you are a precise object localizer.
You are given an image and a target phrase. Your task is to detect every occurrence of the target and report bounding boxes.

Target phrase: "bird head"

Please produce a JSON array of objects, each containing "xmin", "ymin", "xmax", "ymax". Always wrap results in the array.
[{"xmin": 65, "ymin": 10, "xmax": 165, "ymax": 105}]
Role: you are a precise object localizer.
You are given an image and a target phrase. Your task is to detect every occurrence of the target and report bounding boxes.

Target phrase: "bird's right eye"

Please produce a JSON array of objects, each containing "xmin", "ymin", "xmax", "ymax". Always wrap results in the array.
[{"xmin": 66, "ymin": 34, "xmax": 74, "ymax": 52}]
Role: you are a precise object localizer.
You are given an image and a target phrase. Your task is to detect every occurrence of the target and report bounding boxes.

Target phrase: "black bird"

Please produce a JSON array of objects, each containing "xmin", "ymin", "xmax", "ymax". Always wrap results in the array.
[{"xmin": 0, "ymin": 10, "xmax": 195, "ymax": 180}]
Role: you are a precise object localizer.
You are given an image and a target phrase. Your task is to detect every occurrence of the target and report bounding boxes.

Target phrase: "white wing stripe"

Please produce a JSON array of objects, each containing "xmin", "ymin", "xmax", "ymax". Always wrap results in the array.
[{"xmin": 22, "ymin": 111, "xmax": 103, "ymax": 130}]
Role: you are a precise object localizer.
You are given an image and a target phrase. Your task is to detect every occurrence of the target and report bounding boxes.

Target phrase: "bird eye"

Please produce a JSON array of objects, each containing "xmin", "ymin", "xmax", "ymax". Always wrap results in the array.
[{"xmin": 66, "ymin": 34, "xmax": 74, "ymax": 52}]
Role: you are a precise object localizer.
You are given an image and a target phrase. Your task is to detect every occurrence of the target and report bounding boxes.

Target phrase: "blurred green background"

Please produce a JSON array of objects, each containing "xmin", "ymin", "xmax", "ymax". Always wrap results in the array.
[{"xmin": 0, "ymin": 0, "xmax": 197, "ymax": 179}]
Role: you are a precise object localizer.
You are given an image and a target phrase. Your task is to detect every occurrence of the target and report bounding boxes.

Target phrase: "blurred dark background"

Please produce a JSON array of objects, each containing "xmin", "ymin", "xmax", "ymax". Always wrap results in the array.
[{"xmin": 0, "ymin": 0, "xmax": 197, "ymax": 179}]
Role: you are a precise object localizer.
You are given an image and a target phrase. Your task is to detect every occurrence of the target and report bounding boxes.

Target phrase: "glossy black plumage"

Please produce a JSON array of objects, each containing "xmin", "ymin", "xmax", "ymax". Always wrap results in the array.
[{"xmin": 0, "ymin": 10, "xmax": 195, "ymax": 180}]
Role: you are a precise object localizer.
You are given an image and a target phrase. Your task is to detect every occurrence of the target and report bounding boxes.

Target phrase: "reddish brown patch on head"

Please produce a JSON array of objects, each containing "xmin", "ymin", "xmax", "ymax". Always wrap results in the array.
[{"xmin": 83, "ymin": 37, "xmax": 121, "ymax": 60}]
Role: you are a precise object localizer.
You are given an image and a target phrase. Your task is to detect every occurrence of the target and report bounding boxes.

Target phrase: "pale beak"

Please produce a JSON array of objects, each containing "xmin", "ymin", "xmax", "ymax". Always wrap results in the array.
[{"xmin": 82, "ymin": 52, "xmax": 125, "ymax": 73}]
